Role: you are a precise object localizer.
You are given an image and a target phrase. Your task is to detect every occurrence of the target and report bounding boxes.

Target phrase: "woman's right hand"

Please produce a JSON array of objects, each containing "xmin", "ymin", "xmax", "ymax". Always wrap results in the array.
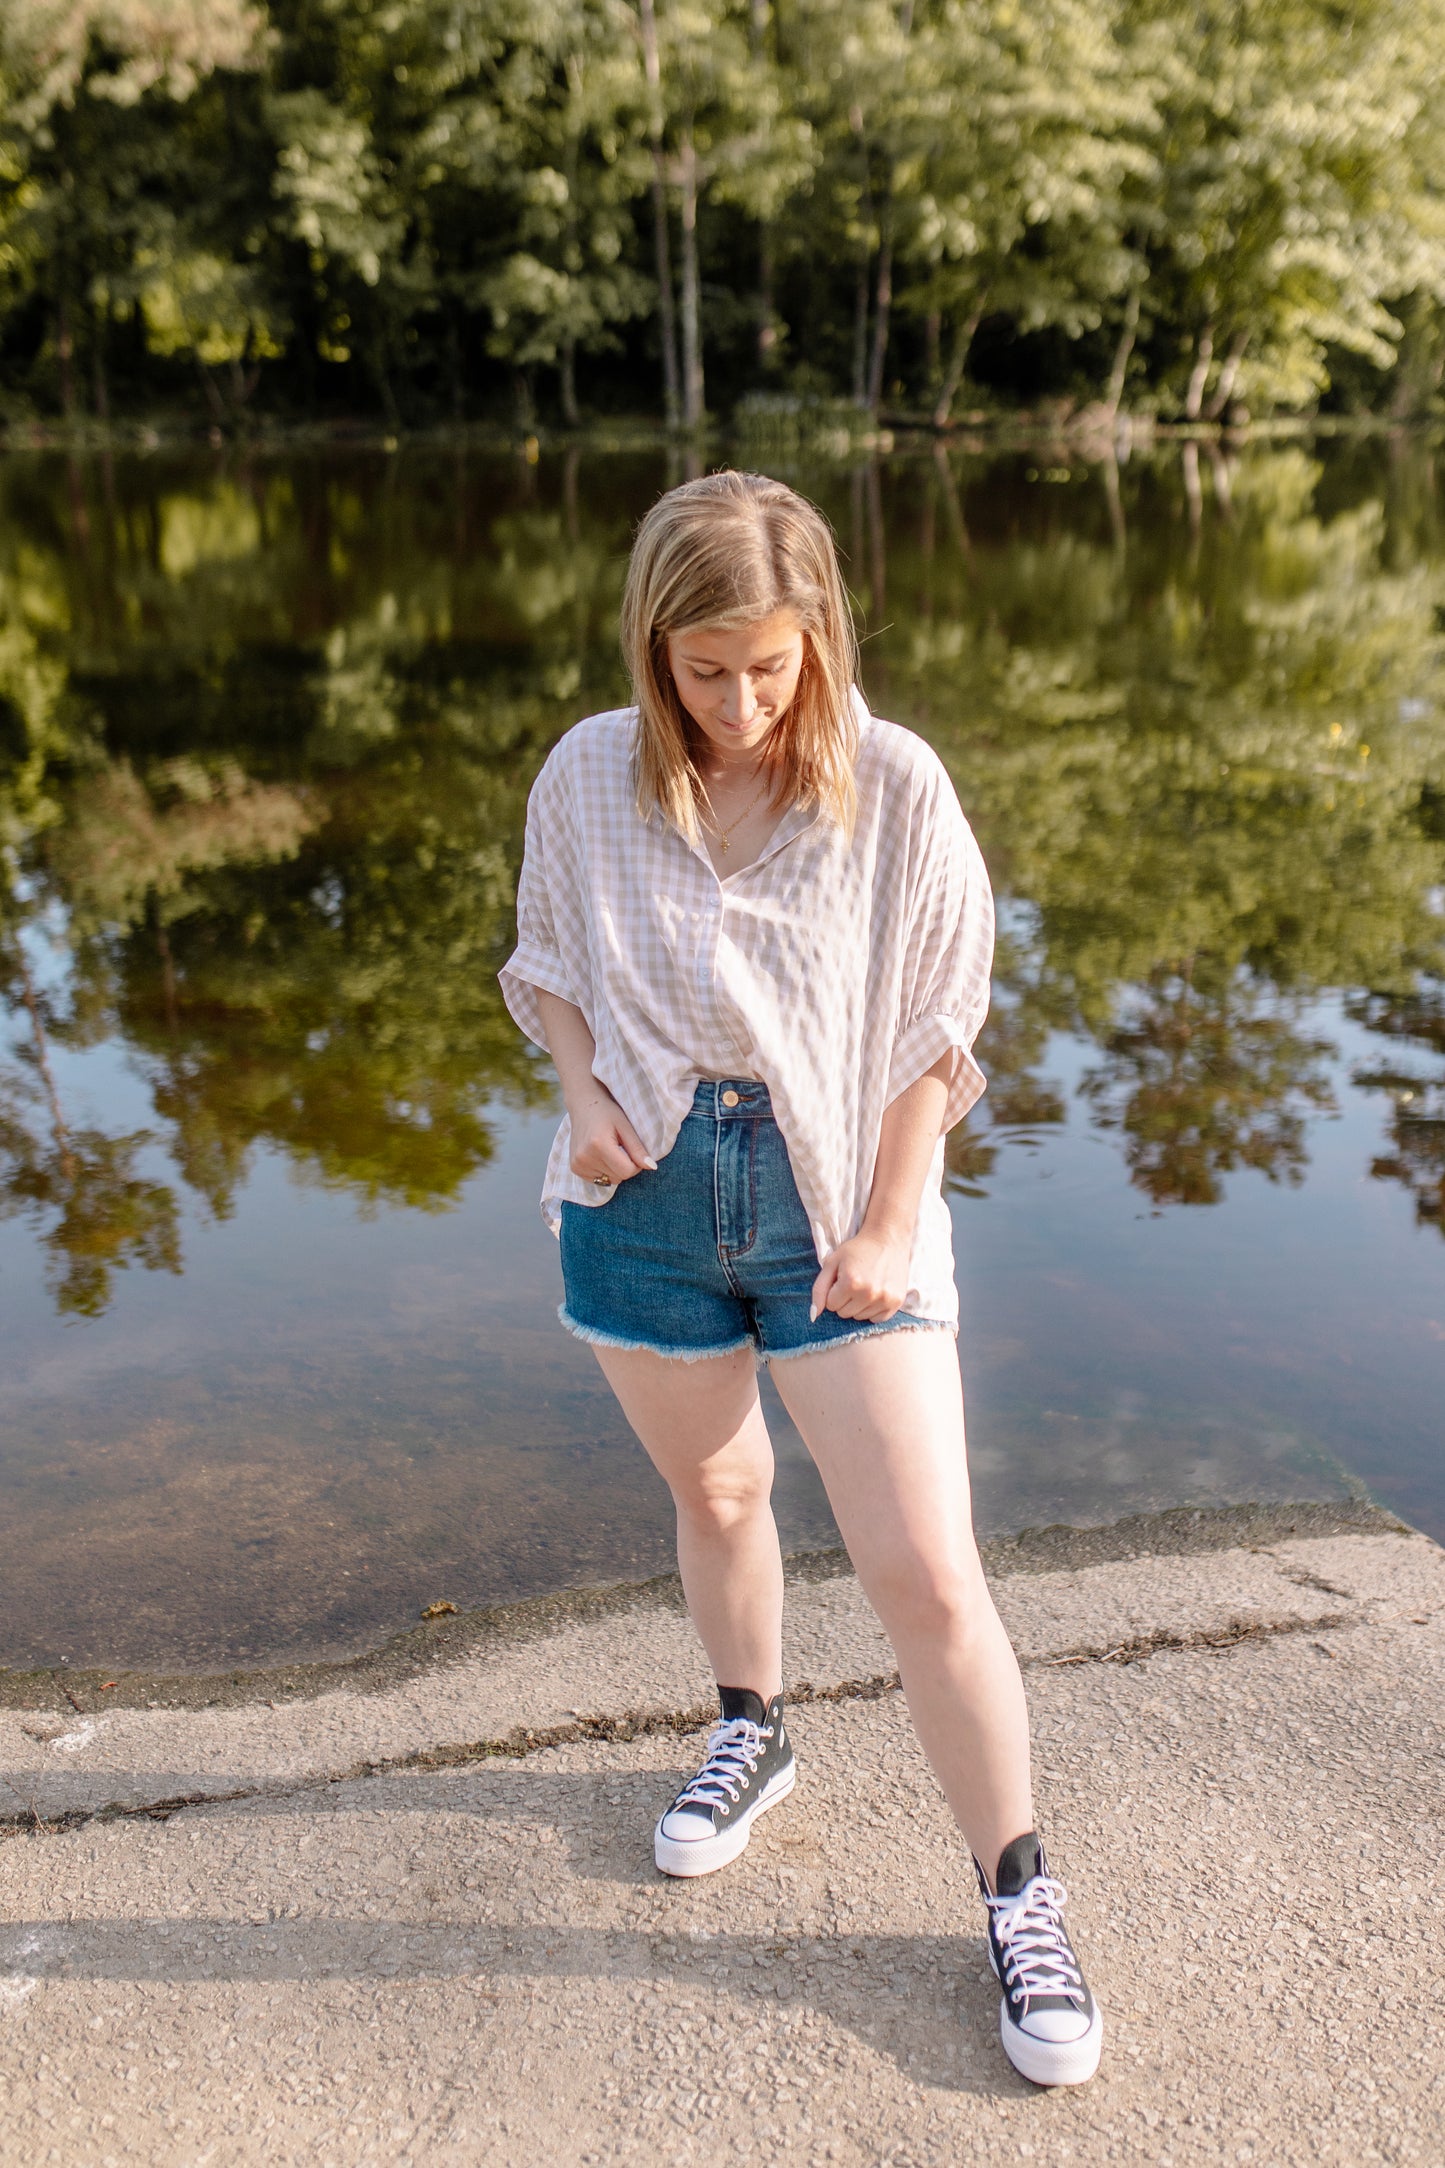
[{"xmin": 567, "ymin": 1084, "xmax": 657, "ymax": 1187}]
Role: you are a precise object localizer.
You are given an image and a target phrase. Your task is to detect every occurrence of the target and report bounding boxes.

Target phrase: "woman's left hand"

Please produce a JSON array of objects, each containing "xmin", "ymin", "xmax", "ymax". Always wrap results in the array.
[{"xmin": 810, "ymin": 1229, "xmax": 911, "ymax": 1324}]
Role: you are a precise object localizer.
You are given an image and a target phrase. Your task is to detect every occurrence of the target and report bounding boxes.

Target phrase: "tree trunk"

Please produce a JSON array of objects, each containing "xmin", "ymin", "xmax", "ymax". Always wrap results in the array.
[
  {"xmin": 563, "ymin": 445, "xmax": 581, "ymax": 540},
  {"xmin": 862, "ymin": 0, "xmax": 913, "ymax": 415},
  {"xmin": 677, "ymin": 128, "xmax": 704, "ymax": 429},
  {"xmin": 56, "ymin": 294, "xmax": 76, "ymax": 420},
  {"xmin": 91, "ymin": 304, "xmax": 111, "ymax": 424},
  {"xmin": 851, "ymin": 262, "xmax": 870, "ymax": 407},
  {"xmin": 638, "ymin": 0, "xmax": 681, "ymax": 428},
  {"xmin": 849, "ymin": 101, "xmax": 873, "ymax": 409},
  {"xmin": 1207, "ymin": 443, "xmax": 1234, "ymax": 516},
  {"xmin": 931, "ymin": 296, "xmax": 986, "ymax": 429},
  {"xmin": 865, "ymin": 194, "xmax": 894, "ymax": 415},
  {"xmin": 865, "ymin": 457, "xmax": 885, "ymax": 618},
  {"xmin": 1103, "ymin": 454, "xmax": 1125, "ymax": 553},
  {"xmin": 932, "ymin": 442, "xmax": 973, "ymax": 567},
  {"xmin": 369, "ymin": 327, "xmax": 400, "ymax": 430},
  {"xmin": 923, "ymin": 308, "xmax": 941, "ymax": 397},
  {"xmin": 15, "ymin": 944, "xmax": 74, "ymax": 1180},
  {"xmin": 230, "ymin": 355, "xmax": 261, "ymax": 414},
  {"xmin": 447, "ymin": 316, "xmax": 465, "ymax": 422},
  {"xmin": 561, "ymin": 62, "xmax": 585, "ymax": 431},
  {"xmin": 1182, "ymin": 437, "xmax": 1203, "ymax": 539},
  {"xmin": 757, "ymin": 229, "xmax": 778, "ymax": 368},
  {"xmin": 195, "ymin": 359, "xmax": 227, "ymax": 427},
  {"xmin": 749, "ymin": 0, "xmax": 777, "ymax": 370},
  {"xmin": 559, "ymin": 338, "xmax": 580, "ymax": 427},
  {"xmin": 1102, "ymin": 286, "xmax": 1141, "ymax": 418},
  {"xmin": 1183, "ymin": 323, "xmax": 1214, "ymax": 422},
  {"xmin": 1386, "ymin": 294, "xmax": 1444, "ymax": 420},
  {"xmin": 156, "ymin": 919, "xmax": 178, "ymax": 1034},
  {"xmin": 650, "ymin": 165, "xmax": 682, "ymax": 426},
  {"xmin": 1202, "ymin": 329, "xmax": 1248, "ymax": 423}
]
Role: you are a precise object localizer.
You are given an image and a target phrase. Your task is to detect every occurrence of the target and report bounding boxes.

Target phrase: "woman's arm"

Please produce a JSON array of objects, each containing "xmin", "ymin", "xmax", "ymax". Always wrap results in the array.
[
  {"xmin": 811, "ymin": 1052, "xmax": 954, "ymax": 1322},
  {"xmin": 535, "ymin": 989, "xmax": 656, "ymax": 1187}
]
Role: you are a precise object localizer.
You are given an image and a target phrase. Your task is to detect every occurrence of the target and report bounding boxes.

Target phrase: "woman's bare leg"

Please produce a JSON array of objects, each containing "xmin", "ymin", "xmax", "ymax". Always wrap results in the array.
[
  {"xmin": 591, "ymin": 1345, "xmax": 784, "ymax": 1699},
  {"xmin": 771, "ymin": 1328, "xmax": 1032, "ymax": 1880}
]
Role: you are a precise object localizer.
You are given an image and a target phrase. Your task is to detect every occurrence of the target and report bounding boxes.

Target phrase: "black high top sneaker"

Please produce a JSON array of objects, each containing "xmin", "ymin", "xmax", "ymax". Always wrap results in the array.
[
  {"xmin": 975, "ymin": 1832, "xmax": 1104, "ymax": 2087},
  {"xmin": 653, "ymin": 1689, "xmax": 795, "ymax": 1877}
]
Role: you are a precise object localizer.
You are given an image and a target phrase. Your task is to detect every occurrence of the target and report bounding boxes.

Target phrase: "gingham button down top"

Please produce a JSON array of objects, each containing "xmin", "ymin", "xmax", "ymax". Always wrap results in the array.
[{"xmin": 499, "ymin": 697, "xmax": 994, "ymax": 1323}]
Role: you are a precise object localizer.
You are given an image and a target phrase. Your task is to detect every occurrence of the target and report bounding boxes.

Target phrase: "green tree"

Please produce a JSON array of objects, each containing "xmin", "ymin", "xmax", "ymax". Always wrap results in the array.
[
  {"xmin": 906, "ymin": 0, "xmax": 1159, "ymax": 425},
  {"xmin": 1119, "ymin": 0, "xmax": 1445, "ymax": 419},
  {"xmin": 0, "ymin": 0, "xmax": 272, "ymax": 420}
]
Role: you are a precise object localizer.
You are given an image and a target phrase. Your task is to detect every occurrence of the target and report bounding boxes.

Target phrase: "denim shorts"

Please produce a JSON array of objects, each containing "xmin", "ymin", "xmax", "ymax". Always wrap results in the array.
[{"xmin": 558, "ymin": 1078, "xmax": 949, "ymax": 1363}]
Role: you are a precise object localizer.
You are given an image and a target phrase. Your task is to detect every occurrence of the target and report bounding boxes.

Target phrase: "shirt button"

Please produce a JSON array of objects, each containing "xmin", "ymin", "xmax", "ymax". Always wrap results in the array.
[{"xmin": 721, "ymin": 1088, "xmax": 740, "ymax": 1107}]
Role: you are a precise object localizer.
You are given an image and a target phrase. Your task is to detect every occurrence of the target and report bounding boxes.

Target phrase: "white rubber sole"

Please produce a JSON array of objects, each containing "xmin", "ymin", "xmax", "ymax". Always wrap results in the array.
[
  {"xmin": 653, "ymin": 1761, "xmax": 797, "ymax": 1878},
  {"xmin": 987, "ymin": 1945, "xmax": 1103, "ymax": 2086},
  {"xmin": 996, "ymin": 1998, "xmax": 1103, "ymax": 2087}
]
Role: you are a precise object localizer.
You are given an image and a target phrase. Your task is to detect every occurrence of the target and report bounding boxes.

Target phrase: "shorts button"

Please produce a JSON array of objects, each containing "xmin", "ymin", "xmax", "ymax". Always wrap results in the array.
[{"xmin": 721, "ymin": 1088, "xmax": 740, "ymax": 1107}]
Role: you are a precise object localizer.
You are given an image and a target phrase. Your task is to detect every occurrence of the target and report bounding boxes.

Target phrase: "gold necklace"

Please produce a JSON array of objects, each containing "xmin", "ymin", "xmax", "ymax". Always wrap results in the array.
[{"xmin": 699, "ymin": 770, "xmax": 773, "ymax": 854}]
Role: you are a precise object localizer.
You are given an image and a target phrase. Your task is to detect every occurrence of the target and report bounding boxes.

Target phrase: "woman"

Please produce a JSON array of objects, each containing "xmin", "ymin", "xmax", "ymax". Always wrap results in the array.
[{"xmin": 499, "ymin": 469, "xmax": 1101, "ymax": 2089}]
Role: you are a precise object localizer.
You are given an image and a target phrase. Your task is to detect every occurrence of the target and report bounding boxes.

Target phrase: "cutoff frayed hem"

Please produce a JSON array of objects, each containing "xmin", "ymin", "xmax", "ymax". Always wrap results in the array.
[
  {"xmin": 557, "ymin": 1306, "xmax": 755, "ymax": 1364},
  {"xmin": 759, "ymin": 1317, "xmax": 957, "ymax": 1364}
]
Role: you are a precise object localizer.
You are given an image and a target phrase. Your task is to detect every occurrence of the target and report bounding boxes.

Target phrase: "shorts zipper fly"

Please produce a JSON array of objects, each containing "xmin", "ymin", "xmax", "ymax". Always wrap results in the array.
[{"xmin": 711, "ymin": 1082, "xmax": 759, "ymax": 1275}]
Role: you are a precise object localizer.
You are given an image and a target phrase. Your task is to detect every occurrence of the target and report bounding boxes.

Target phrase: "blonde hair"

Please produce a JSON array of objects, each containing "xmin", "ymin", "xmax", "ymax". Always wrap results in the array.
[{"xmin": 620, "ymin": 470, "xmax": 860, "ymax": 843}]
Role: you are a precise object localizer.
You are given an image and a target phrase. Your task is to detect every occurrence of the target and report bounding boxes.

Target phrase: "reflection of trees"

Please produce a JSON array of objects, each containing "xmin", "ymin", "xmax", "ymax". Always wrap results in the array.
[
  {"xmin": 0, "ymin": 451, "xmax": 631, "ymax": 1312},
  {"xmin": 946, "ymin": 933, "xmax": 1067, "ymax": 1197},
  {"xmin": 103, "ymin": 728, "xmax": 552, "ymax": 1216},
  {"xmin": 1349, "ymin": 982, "xmax": 1445, "ymax": 1234},
  {"xmin": 1079, "ymin": 974, "xmax": 1337, "ymax": 1207},
  {"xmin": 866, "ymin": 445, "xmax": 1445, "ymax": 1201},
  {"xmin": 3, "ymin": 441, "xmax": 1445, "ymax": 1325},
  {"xmin": 48, "ymin": 755, "xmax": 316, "ymax": 927},
  {"xmin": 0, "ymin": 936, "xmax": 180, "ymax": 1315}
]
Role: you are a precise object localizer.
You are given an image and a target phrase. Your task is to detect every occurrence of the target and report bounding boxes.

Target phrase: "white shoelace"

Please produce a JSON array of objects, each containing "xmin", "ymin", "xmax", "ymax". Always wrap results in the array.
[
  {"xmin": 986, "ymin": 1876, "xmax": 1086, "ymax": 2005},
  {"xmin": 672, "ymin": 1717, "xmax": 770, "ymax": 1811}
]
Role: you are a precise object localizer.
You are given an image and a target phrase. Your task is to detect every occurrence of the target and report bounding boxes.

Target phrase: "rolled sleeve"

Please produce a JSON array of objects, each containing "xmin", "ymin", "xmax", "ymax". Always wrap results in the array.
[
  {"xmin": 498, "ymin": 942, "xmax": 576, "ymax": 1051},
  {"xmin": 498, "ymin": 763, "xmax": 583, "ymax": 1053},
  {"xmin": 887, "ymin": 1011, "xmax": 987, "ymax": 1128},
  {"xmin": 884, "ymin": 781, "xmax": 994, "ymax": 1130}
]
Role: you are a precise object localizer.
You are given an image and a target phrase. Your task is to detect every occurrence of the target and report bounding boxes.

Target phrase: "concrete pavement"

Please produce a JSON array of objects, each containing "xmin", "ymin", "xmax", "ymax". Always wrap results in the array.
[{"xmin": 2, "ymin": 1504, "xmax": 1442, "ymax": 2164}]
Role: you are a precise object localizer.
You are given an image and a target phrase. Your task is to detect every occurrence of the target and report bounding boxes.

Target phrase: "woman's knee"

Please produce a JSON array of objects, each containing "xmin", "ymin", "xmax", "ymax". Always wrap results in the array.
[
  {"xmin": 670, "ymin": 1447, "xmax": 774, "ymax": 1532},
  {"xmin": 864, "ymin": 1544, "xmax": 985, "ymax": 1646}
]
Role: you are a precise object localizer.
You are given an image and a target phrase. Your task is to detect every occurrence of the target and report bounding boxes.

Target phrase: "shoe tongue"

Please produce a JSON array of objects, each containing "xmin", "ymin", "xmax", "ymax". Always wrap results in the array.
[
  {"xmin": 718, "ymin": 1686, "xmax": 767, "ymax": 1725},
  {"xmin": 994, "ymin": 1831, "xmax": 1044, "ymax": 1897}
]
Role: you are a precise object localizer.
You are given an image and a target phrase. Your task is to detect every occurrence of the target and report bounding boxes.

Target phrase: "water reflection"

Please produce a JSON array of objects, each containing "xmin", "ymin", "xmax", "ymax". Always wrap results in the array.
[
  {"xmin": 1, "ymin": 440, "xmax": 1443, "ymax": 1668},
  {"xmin": 1350, "ymin": 979, "xmax": 1445, "ymax": 1234},
  {"xmin": 1077, "ymin": 976, "xmax": 1338, "ymax": 1209},
  {"xmin": 0, "ymin": 934, "xmax": 180, "ymax": 1314}
]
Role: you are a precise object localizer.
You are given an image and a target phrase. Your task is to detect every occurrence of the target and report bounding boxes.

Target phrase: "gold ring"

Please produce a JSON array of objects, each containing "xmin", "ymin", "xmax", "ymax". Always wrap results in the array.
[{"xmin": 591, "ymin": 1174, "xmax": 612, "ymax": 1188}]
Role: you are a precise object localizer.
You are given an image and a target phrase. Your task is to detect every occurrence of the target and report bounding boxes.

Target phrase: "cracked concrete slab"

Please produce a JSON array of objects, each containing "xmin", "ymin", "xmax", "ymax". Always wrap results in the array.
[
  {"xmin": 3, "ymin": 1528, "xmax": 1439, "ymax": 1825},
  {"xmin": 0, "ymin": 1522, "xmax": 1442, "ymax": 2166}
]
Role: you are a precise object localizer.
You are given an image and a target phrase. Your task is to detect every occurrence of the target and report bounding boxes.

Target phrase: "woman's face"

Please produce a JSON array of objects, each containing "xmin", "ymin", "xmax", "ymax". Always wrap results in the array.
[{"xmin": 665, "ymin": 610, "xmax": 807, "ymax": 765}]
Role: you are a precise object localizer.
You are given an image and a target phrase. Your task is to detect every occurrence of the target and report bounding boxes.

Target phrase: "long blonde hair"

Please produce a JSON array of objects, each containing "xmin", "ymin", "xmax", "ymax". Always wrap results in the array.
[{"xmin": 620, "ymin": 470, "xmax": 860, "ymax": 843}]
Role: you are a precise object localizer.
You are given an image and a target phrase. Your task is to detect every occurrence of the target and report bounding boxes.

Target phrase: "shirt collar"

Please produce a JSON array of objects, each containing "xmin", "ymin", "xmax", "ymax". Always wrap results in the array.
[{"xmin": 665, "ymin": 687, "xmax": 871, "ymax": 880}]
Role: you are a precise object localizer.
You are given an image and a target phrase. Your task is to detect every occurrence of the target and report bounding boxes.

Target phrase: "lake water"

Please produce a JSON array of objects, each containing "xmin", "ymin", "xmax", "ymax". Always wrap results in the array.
[{"xmin": 1, "ymin": 436, "xmax": 1442, "ymax": 1673}]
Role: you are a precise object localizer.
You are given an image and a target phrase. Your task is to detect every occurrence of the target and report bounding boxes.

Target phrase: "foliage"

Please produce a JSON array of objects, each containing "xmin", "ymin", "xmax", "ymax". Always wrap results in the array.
[
  {"xmin": 3, "ymin": 0, "xmax": 1445, "ymax": 423},
  {"xmin": 0, "ymin": 438, "xmax": 1443, "ymax": 1315}
]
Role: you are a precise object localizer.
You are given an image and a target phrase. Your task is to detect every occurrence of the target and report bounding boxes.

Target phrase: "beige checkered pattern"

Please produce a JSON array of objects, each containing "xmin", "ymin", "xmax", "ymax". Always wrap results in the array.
[{"xmin": 499, "ymin": 697, "xmax": 994, "ymax": 1324}]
